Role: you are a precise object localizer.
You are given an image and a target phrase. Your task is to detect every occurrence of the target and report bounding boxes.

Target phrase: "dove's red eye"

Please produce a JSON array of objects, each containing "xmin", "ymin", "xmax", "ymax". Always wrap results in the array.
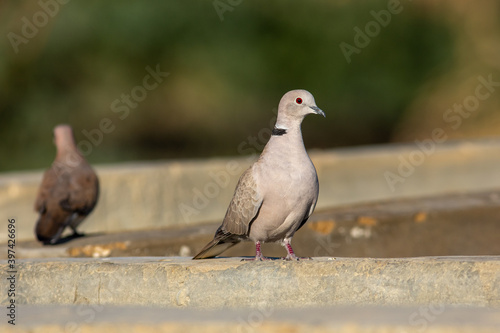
[{"xmin": 296, "ymin": 98, "xmax": 302, "ymax": 104}]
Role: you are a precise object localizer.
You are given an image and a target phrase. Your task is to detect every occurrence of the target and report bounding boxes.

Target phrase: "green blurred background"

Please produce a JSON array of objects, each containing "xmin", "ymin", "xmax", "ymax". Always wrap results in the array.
[{"xmin": 1, "ymin": 0, "xmax": 499, "ymax": 171}]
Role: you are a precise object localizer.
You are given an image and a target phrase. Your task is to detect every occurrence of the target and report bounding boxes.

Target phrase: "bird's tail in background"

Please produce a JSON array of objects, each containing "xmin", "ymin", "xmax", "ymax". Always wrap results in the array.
[{"xmin": 192, "ymin": 231, "xmax": 241, "ymax": 259}]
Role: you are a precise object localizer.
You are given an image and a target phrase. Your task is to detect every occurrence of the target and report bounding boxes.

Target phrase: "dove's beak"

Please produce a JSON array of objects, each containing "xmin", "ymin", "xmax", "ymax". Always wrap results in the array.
[{"xmin": 309, "ymin": 105, "xmax": 326, "ymax": 117}]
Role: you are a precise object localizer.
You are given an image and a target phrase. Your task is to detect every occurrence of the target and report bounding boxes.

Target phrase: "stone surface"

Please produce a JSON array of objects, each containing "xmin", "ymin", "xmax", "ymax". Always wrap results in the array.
[
  {"xmin": 4, "ymin": 139, "xmax": 500, "ymax": 242},
  {"xmin": 5, "ymin": 190, "xmax": 500, "ymax": 259},
  {"xmin": 1, "ymin": 257, "xmax": 499, "ymax": 308},
  {"xmin": 1, "ymin": 305, "xmax": 500, "ymax": 333}
]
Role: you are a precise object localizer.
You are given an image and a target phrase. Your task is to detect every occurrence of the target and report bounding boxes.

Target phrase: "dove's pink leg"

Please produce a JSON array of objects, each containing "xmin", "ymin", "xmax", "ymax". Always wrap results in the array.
[
  {"xmin": 282, "ymin": 238, "xmax": 312, "ymax": 261},
  {"xmin": 242, "ymin": 241, "xmax": 271, "ymax": 261}
]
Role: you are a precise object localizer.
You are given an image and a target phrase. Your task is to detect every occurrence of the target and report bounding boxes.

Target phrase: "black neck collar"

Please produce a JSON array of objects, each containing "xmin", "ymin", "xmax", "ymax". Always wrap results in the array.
[{"xmin": 272, "ymin": 127, "xmax": 287, "ymax": 136}]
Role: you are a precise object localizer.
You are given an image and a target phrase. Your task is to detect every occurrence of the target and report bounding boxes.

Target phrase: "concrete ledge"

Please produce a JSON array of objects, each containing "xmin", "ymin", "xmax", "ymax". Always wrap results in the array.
[
  {"xmin": 2, "ymin": 256, "xmax": 499, "ymax": 308},
  {"xmin": 2, "ymin": 305, "xmax": 499, "ymax": 332},
  {"xmin": 4, "ymin": 139, "xmax": 500, "ymax": 241}
]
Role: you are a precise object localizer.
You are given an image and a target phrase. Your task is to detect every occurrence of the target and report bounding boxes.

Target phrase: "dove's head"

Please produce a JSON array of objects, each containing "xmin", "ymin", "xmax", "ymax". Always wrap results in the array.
[{"xmin": 276, "ymin": 89, "xmax": 325, "ymax": 129}]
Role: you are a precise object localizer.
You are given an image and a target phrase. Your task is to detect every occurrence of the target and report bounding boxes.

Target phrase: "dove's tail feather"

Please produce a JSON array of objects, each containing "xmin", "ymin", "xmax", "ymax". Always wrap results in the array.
[{"xmin": 192, "ymin": 231, "xmax": 241, "ymax": 259}]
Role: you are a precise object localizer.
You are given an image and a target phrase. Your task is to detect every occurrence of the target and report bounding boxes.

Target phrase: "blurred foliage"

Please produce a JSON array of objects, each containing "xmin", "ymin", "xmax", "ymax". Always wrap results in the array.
[{"xmin": 1, "ymin": 0, "xmax": 491, "ymax": 172}]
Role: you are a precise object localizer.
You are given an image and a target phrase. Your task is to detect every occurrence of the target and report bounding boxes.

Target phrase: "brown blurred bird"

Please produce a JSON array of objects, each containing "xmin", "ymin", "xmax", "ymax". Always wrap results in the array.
[{"xmin": 34, "ymin": 125, "xmax": 99, "ymax": 244}]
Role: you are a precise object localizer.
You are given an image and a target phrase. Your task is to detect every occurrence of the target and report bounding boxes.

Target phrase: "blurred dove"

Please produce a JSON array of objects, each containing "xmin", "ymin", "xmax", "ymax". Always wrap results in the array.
[{"xmin": 34, "ymin": 124, "xmax": 99, "ymax": 244}]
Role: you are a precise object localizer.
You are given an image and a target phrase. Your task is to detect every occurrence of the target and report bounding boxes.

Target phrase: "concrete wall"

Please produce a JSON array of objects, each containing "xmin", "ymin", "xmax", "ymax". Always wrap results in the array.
[
  {"xmin": 2, "ymin": 257, "xmax": 499, "ymax": 308},
  {"xmin": 2, "ymin": 139, "xmax": 500, "ymax": 242}
]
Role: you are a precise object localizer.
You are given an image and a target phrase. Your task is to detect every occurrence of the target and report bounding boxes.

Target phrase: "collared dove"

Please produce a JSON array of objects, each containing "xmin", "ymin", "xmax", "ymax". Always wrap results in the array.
[
  {"xmin": 34, "ymin": 125, "xmax": 99, "ymax": 244},
  {"xmin": 193, "ymin": 89, "xmax": 325, "ymax": 260}
]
